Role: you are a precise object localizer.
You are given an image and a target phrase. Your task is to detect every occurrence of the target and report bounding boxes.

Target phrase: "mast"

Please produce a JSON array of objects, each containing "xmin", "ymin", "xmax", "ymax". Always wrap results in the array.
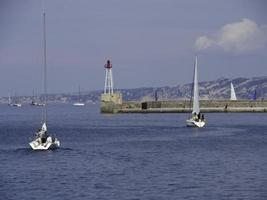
[
  {"xmin": 8, "ymin": 93, "xmax": 11, "ymax": 105},
  {"xmin": 43, "ymin": 9, "xmax": 47, "ymax": 124},
  {"xmin": 78, "ymin": 86, "xmax": 81, "ymax": 102},
  {"xmin": 253, "ymin": 89, "xmax": 257, "ymax": 100},
  {"xmin": 32, "ymin": 88, "xmax": 35, "ymax": 103},
  {"xmin": 192, "ymin": 56, "xmax": 200, "ymax": 114}
]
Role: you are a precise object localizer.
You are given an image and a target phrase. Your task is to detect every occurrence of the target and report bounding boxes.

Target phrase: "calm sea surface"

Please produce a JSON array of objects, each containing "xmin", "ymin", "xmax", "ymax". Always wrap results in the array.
[{"xmin": 0, "ymin": 104, "xmax": 266, "ymax": 200}]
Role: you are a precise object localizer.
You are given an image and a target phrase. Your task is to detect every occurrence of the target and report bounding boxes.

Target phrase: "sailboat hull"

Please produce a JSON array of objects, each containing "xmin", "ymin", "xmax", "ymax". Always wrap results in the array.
[
  {"xmin": 9, "ymin": 103, "xmax": 22, "ymax": 107},
  {"xmin": 31, "ymin": 102, "xmax": 45, "ymax": 106},
  {"xmin": 73, "ymin": 102, "xmax": 85, "ymax": 106},
  {"xmin": 186, "ymin": 119, "xmax": 206, "ymax": 128},
  {"xmin": 29, "ymin": 137, "xmax": 60, "ymax": 150}
]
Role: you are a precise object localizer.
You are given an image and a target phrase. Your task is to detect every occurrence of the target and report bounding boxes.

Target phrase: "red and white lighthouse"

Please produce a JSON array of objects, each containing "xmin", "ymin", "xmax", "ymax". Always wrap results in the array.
[{"xmin": 104, "ymin": 60, "xmax": 114, "ymax": 94}]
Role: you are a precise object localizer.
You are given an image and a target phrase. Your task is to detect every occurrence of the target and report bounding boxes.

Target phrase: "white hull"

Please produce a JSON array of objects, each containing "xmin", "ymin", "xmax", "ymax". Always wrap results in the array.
[
  {"xmin": 9, "ymin": 103, "xmax": 22, "ymax": 107},
  {"xmin": 31, "ymin": 102, "xmax": 45, "ymax": 106},
  {"xmin": 29, "ymin": 136, "xmax": 60, "ymax": 150},
  {"xmin": 186, "ymin": 118, "xmax": 206, "ymax": 128},
  {"xmin": 73, "ymin": 102, "xmax": 85, "ymax": 106}
]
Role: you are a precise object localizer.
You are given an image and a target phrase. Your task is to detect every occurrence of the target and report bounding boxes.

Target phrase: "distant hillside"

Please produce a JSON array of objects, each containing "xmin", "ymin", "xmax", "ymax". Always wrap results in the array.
[
  {"xmin": 0, "ymin": 76, "xmax": 266, "ymax": 104},
  {"xmin": 118, "ymin": 76, "xmax": 267, "ymax": 101}
]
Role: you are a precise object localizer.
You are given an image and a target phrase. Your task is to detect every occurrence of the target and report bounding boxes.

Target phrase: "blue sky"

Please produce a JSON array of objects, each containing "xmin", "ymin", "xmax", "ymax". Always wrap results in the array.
[{"xmin": 0, "ymin": 0, "xmax": 267, "ymax": 96}]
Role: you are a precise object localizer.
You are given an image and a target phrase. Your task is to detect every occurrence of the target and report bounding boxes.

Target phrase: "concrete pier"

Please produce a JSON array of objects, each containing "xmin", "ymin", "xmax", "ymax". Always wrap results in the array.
[{"xmin": 100, "ymin": 100, "xmax": 267, "ymax": 113}]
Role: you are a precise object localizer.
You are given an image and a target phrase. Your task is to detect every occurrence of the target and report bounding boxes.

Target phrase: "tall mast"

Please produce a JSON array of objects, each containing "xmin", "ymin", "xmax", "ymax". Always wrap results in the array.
[
  {"xmin": 43, "ymin": 9, "xmax": 47, "ymax": 123},
  {"xmin": 32, "ymin": 88, "xmax": 35, "ymax": 102},
  {"xmin": 78, "ymin": 86, "xmax": 81, "ymax": 102},
  {"xmin": 192, "ymin": 56, "xmax": 200, "ymax": 114}
]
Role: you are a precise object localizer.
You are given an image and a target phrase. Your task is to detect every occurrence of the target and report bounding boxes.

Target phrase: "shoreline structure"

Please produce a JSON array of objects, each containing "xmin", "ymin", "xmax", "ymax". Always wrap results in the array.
[{"xmin": 101, "ymin": 98, "xmax": 267, "ymax": 113}]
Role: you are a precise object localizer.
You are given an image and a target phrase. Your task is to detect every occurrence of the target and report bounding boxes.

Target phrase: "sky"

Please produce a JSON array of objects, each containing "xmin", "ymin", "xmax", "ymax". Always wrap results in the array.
[{"xmin": 0, "ymin": 0, "xmax": 267, "ymax": 96}]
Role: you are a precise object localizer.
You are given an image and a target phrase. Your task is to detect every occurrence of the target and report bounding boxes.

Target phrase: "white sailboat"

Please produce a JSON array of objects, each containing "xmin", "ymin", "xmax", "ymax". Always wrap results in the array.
[
  {"xmin": 13, "ymin": 103, "xmax": 22, "ymax": 107},
  {"xmin": 186, "ymin": 56, "xmax": 206, "ymax": 128},
  {"xmin": 31, "ymin": 89, "xmax": 45, "ymax": 106},
  {"xmin": 73, "ymin": 86, "xmax": 85, "ymax": 106},
  {"xmin": 230, "ymin": 82, "xmax": 237, "ymax": 100},
  {"xmin": 30, "ymin": 89, "xmax": 44, "ymax": 106},
  {"xmin": 8, "ymin": 94, "xmax": 22, "ymax": 107},
  {"xmin": 29, "ymin": 10, "xmax": 60, "ymax": 150}
]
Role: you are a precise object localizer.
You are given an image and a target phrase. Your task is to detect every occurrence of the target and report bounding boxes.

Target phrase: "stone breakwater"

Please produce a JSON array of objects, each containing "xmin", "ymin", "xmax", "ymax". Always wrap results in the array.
[{"xmin": 100, "ymin": 100, "xmax": 267, "ymax": 113}]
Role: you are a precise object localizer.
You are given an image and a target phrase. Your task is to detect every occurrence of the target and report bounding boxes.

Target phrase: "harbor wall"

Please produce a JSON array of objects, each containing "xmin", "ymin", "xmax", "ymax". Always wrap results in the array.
[{"xmin": 101, "ymin": 100, "xmax": 267, "ymax": 113}]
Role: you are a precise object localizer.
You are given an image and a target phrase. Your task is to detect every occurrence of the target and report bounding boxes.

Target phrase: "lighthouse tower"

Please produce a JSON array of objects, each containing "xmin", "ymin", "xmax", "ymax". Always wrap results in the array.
[
  {"xmin": 104, "ymin": 60, "xmax": 114, "ymax": 94},
  {"xmin": 101, "ymin": 59, "xmax": 122, "ymax": 110}
]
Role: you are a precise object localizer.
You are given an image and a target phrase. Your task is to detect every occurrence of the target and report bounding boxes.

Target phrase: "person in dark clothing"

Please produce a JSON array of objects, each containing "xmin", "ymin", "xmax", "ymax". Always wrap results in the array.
[{"xmin": 201, "ymin": 114, "xmax": 205, "ymax": 121}]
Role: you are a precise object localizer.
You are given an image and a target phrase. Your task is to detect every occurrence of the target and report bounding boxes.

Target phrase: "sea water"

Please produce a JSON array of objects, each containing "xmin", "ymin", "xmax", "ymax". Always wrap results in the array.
[{"xmin": 0, "ymin": 104, "xmax": 266, "ymax": 200}]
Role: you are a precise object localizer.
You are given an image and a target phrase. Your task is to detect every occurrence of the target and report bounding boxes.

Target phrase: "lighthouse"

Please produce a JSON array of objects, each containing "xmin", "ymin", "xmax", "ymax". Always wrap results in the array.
[
  {"xmin": 101, "ymin": 59, "xmax": 122, "ymax": 112},
  {"xmin": 104, "ymin": 60, "xmax": 114, "ymax": 94}
]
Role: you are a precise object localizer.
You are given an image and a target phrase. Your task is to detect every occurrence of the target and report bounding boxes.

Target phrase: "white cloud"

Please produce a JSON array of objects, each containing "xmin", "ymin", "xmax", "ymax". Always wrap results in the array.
[
  {"xmin": 195, "ymin": 18, "xmax": 267, "ymax": 53},
  {"xmin": 195, "ymin": 36, "xmax": 214, "ymax": 51}
]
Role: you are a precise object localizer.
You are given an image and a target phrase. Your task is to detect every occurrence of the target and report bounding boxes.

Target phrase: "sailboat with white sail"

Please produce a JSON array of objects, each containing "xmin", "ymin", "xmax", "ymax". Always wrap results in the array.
[
  {"xmin": 230, "ymin": 82, "xmax": 237, "ymax": 101},
  {"xmin": 73, "ymin": 86, "xmax": 85, "ymax": 106},
  {"xmin": 186, "ymin": 56, "xmax": 206, "ymax": 128},
  {"xmin": 29, "ymin": 10, "xmax": 60, "ymax": 150}
]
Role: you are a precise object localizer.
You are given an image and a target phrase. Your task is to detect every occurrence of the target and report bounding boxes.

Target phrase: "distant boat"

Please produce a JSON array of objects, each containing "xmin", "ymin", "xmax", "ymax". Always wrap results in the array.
[
  {"xmin": 8, "ymin": 94, "xmax": 22, "ymax": 107},
  {"xmin": 230, "ymin": 82, "xmax": 237, "ymax": 101},
  {"xmin": 29, "ymin": 10, "xmax": 60, "ymax": 150},
  {"xmin": 31, "ymin": 89, "xmax": 45, "ymax": 106},
  {"xmin": 186, "ymin": 56, "xmax": 206, "ymax": 128},
  {"xmin": 73, "ymin": 86, "xmax": 85, "ymax": 106},
  {"xmin": 73, "ymin": 102, "xmax": 85, "ymax": 106},
  {"xmin": 11, "ymin": 103, "xmax": 22, "ymax": 107},
  {"xmin": 31, "ymin": 101, "xmax": 45, "ymax": 106}
]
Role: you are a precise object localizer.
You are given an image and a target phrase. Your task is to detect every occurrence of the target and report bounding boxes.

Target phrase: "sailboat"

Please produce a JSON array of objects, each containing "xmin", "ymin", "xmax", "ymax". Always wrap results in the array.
[
  {"xmin": 73, "ymin": 86, "xmax": 85, "ymax": 106},
  {"xmin": 230, "ymin": 82, "xmax": 237, "ymax": 100},
  {"xmin": 186, "ymin": 56, "xmax": 206, "ymax": 128},
  {"xmin": 31, "ymin": 89, "xmax": 45, "ymax": 106},
  {"xmin": 29, "ymin": 10, "xmax": 60, "ymax": 150},
  {"xmin": 8, "ymin": 94, "xmax": 22, "ymax": 107}
]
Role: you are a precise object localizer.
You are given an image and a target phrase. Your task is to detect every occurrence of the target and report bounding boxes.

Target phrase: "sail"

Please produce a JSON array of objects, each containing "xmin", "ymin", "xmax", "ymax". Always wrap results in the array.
[
  {"xmin": 192, "ymin": 56, "xmax": 200, "ymax": 114},
  {"xmin": 41, "ymin": 122, "xmax": 47, "ymax": 132},
  {"xmin": 230, "ymin": 82, "xmax": 237, "ymax": 100}
]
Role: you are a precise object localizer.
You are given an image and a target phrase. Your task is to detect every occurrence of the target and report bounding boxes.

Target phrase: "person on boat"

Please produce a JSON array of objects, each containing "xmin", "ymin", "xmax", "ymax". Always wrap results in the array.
[
  {"xmin": 201, "ymin": 114, "xmax": 205, "ymax": 121},
  {"xmin": 197, "ymin": 113, "xmax": 201, "ymax": 120},
  {"xmin": 193, "ymin": 112, "xmax": 198, "ymax": 120},
  {"xmin": 36, "ymin": 128, "xmax": 48, "ymax": 141}
]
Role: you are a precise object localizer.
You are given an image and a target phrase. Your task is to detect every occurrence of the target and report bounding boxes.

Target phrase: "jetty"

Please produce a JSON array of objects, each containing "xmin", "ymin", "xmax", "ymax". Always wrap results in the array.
[{"xmin": 101, "ymin": 99, "xmax": 267, "ymax": 113}]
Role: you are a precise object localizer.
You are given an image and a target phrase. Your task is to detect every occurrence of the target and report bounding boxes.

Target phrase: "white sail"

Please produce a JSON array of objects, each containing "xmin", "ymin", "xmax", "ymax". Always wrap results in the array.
[
  {"xmin": 186, "ymin": 56, "xmax": 205, "ymax": 128},
  {"xmin": 192, "ymin": 56, "xmax": 200, "ymax": 114},
  {"xmin": 41, "ymin": 122, "xmax": 47, "ymax": 132},
  {"xmin": 230, "ymin": 82, "xmax": 237, "ymax": 100}
]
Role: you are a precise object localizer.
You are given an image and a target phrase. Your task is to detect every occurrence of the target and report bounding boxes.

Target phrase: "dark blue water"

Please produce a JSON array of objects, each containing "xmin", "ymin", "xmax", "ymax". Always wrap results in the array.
[{"xmin": 0, "ymin": 104, "xmax": 266, "ymax": 200}]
